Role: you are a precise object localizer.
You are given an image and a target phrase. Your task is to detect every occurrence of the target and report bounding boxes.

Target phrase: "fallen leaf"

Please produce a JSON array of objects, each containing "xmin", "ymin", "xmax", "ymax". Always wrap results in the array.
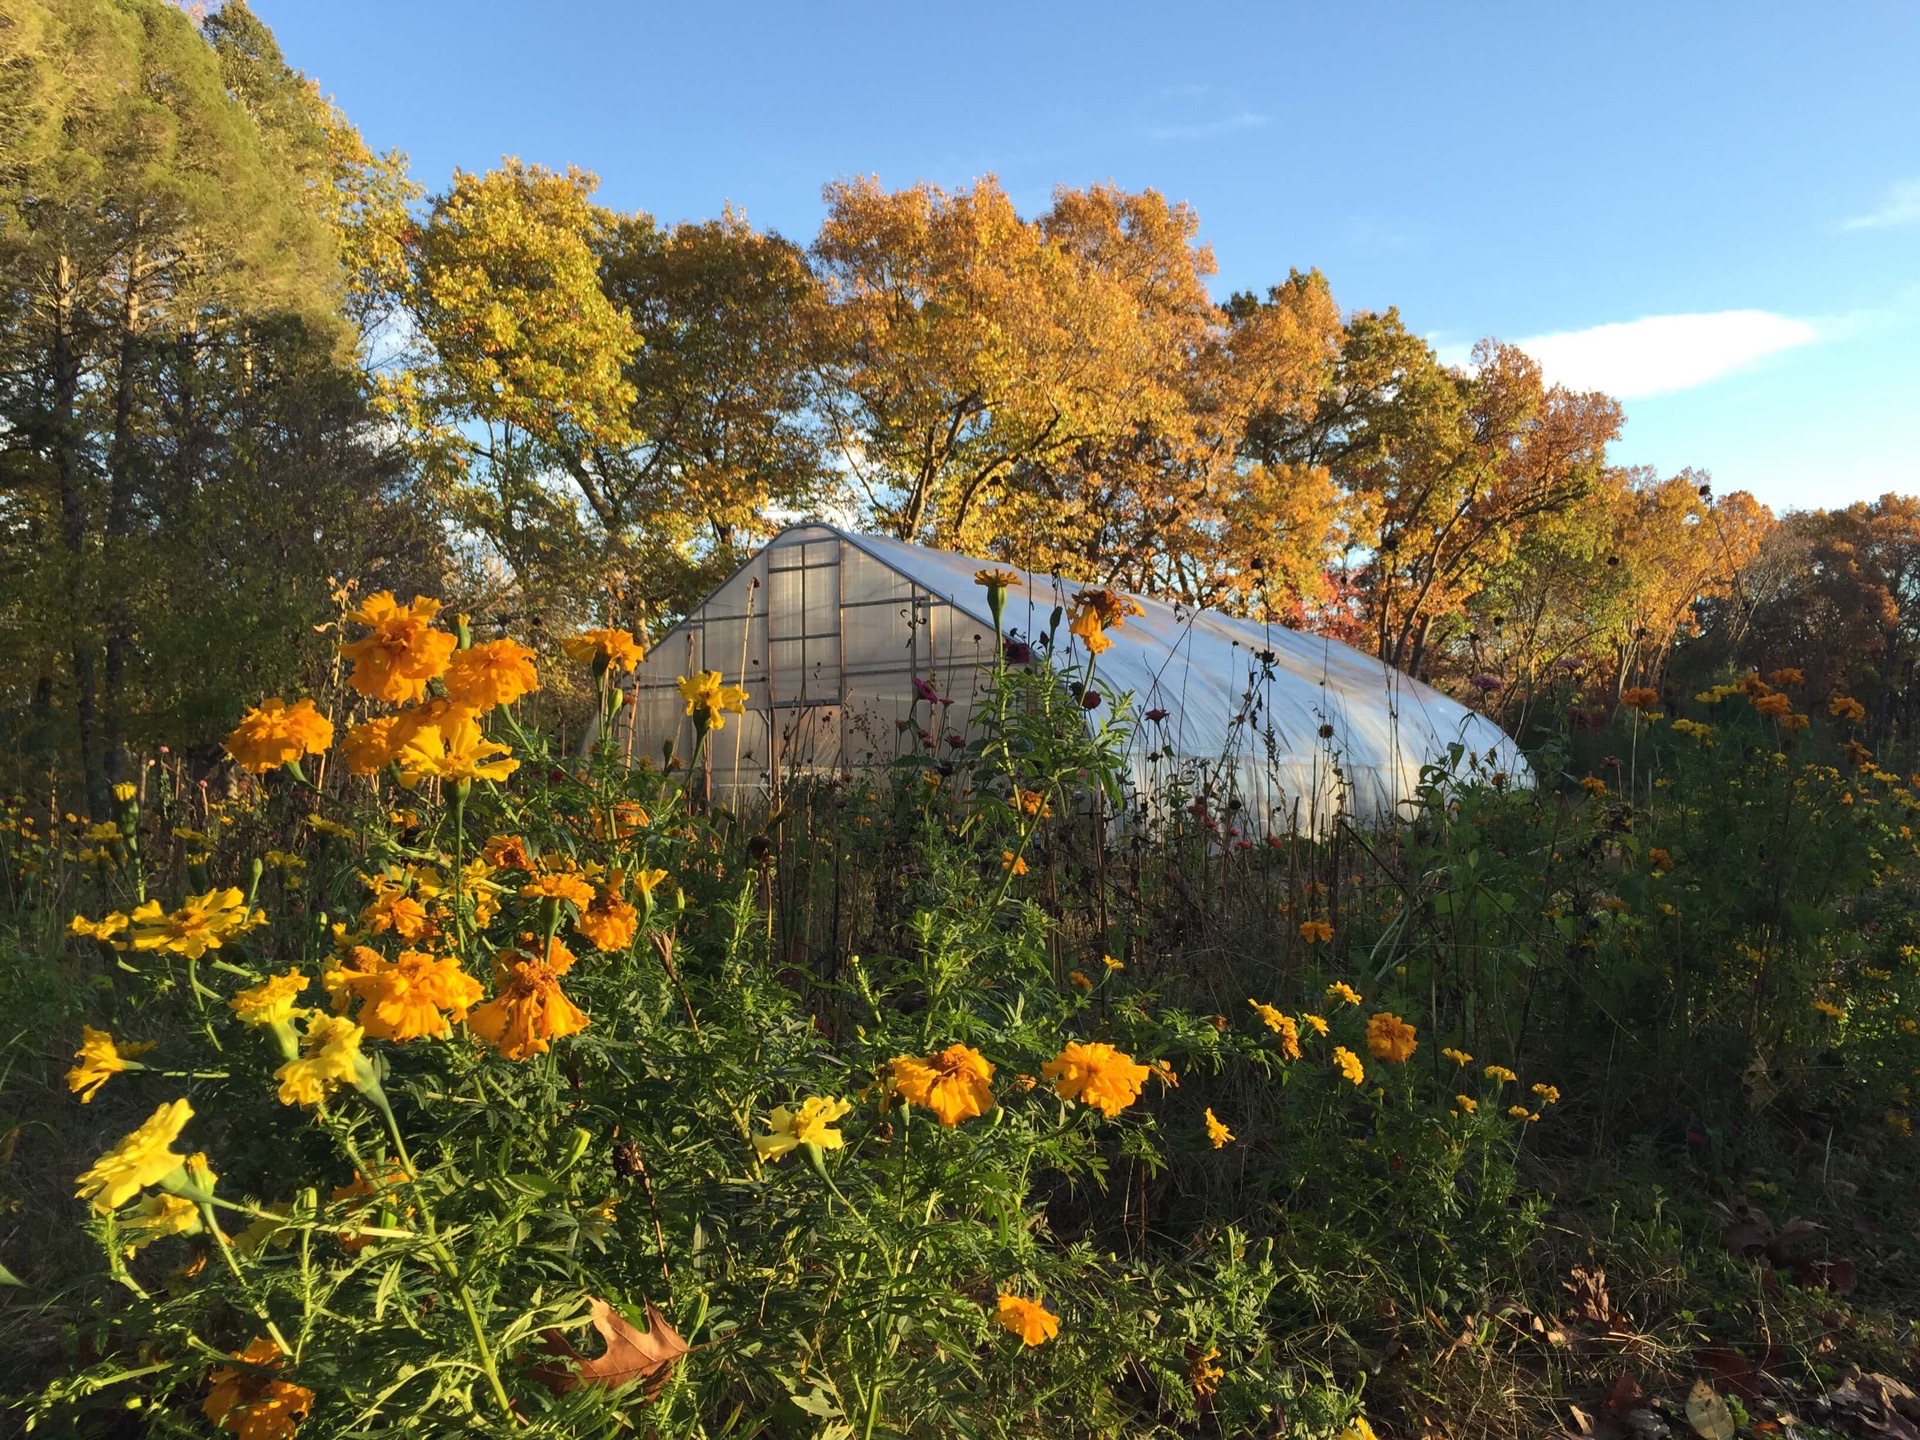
[
  {"xmin": 539, "ymin": 1297, "xmax": 689, "ymax": 1399},
  {"xmin": 1796, "ymin": 1257, "xmax": 1857, "ymax": 1294},
  {"xmin": 1685, "ymin": 1380, "xmax": 1736, "ymax": 1440}
]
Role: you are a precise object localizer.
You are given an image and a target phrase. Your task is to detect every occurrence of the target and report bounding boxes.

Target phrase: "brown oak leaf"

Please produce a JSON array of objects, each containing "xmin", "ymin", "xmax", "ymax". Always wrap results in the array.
[{"xmin": 539, "ymin": 1298, "xmax": 689, "ymax": 1399}]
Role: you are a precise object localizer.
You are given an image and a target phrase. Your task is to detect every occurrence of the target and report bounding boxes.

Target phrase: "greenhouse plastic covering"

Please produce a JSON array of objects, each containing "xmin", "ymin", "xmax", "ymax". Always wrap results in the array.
[{"xmin": 624, "ymin": 524, "xmax": 1528, "ymax": 831}]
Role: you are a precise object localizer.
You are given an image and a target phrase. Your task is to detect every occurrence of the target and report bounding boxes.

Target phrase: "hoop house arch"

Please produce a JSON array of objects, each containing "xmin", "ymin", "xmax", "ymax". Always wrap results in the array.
[{"xmin": 622, "ymin": 523, "xmax": 1527, "ymax": 832}]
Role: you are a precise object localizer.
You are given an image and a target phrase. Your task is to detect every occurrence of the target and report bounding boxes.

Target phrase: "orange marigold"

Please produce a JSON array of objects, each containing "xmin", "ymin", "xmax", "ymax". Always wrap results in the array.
[
  {"xmin": 1299, "ymin": 919, "xmax": 1333, "ymax": 944},
  {"xmin": 890, "ymin": 1044, "xmax": 995, "ymax": 1127},
  {"xmin": 994, "ymin": 1292, "xmax": 1059, "ymax": 1346},
  {"xmin": 482, "ymin": 834, "xmax": 533, "ymax": 870},
  {"xmin": 341, "ymin": 718, "xmax": 402, "ymax": 776},
  {"xmin": 521, "ymin": 870, "xmax": 594, "ymax": 911},
  {"xmin": 576, "ymin": 883, "xmax": 638, "ymax": 951},
  {"xmin": 1830, "ymin": 694, "xmax": 1867, "ymax": 723},
  {"xmin": 1041, "ymin": 1040, "xmax": 1149, "ymax": 1117},
  {"xmin": 340, "ymin": 949, "xmax": 483, "ymax": 1042},
  {"xmin": 442, "ymin": 639, "xmax": 540, "ymax": 711},
  {"xmin": 1620, "ymin": 687, "xmax": 1661, "ymax": 711},
  {"xmin": 1365, "ymin": 1011, "xmax": 1418, "ymax": 1063},
  {"xmin": 1752, "ymin": 691, "xmax": 1791, "ymax": 718},
  {"xmin": 564, "ymin": 627, "xmax": 645, "ymax": 673},
  {"xmin": 339, "ymin": 593, "xmax": 457, "ymax": 704},
  {"xmin": 469, "ymin": 958, "xmax": 589, "ymax": 1060},
  {"xmin": 224, "ymin": 699, "xmax": 334, "ymax": 774},
  {"xmin": 203, "ymin": 1337, "xmax": 314, "ymax": 1440}
]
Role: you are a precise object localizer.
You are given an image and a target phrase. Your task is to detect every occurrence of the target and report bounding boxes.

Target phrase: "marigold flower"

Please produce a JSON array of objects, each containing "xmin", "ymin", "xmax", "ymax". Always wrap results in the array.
[
  {"xmin": 1531, "ymin": 1083, "xmax": 1561, "ymax": 1105},
  {"xmin": 1042, "ymin": 1040, "xmax": 1149, "ymax": 1117},
  {"xmin": 342, "ymin": 950, "xmax": 483, "ymax": 1041},
  {"xmin": 1442, "ymin": 1047, "xmax": 1473, "ymax": 1067},
  {"xmin": 341, "ymin": 718, "xmax": 402, "ymax": 776},
  {"xmin": 1247, "ymin": 1000, "xmax": 1301, "ymax": 1059},
  {"xmin": 1067, "ymin": 969, "xmax": 1092, "ymax": 992},
  {"xmin": 994, "ymin": 1292, "xmax": 1059, "ymax": 1346},
  {"xmin": 1484, "ymin": 1064, "xmax": 1518, "ymax": 1083},
  {"xmin": 1454, "ymin": 1094, "xmax": 1478, "ymax": 1113},
  {"xmin": 1752, "ymin": 691, "xmax": 1791, "ymax": 717},
  {"xmin": 75, "ymin": 1099, "xmax": 193, "ymax": 1212},
  {"xmin": 1830, "ymin": 694, "xmax": 1867, "ymax": 723},
  {"xmin": 1302, "ymin": 1013, "xmax": 1329, "ymax": 1036},
  {"xmin": 443, "ymin": 638, "xmax": 540, "ymax": 711},
  {"xmin": 1620, "ymin": 687, "xmax": 1661, "ymax": 711},
  {"xmin": 204, "ymin": 1337, "xmax": 315, "ymax": 1440},
  {"xmin": 521, "ymin": 870, "xmax": 595, "ymax": 910},
  {"xmin": 1332, "ymin": 1046, "xmax": 1365, "ymax": 1085},
  {"xmin": 1067, "ymin": 599, "xmax": 1114, "ymax": 654},
  {"xmin": 69, "ymin": 911, "xmax": 131, "ymax": 946},
  {"xmin": 469, "ymin": 958, "xmax": 589, "ymax": 1060},
  {"xmin": 1014, "ymin": 788, "xmax": 1051, "ymax": 818},
  {"xmin": 1811, "ymin": 997, "xmax": 1844, "ymax": 1018},
  {"xmin": 340, "ymin": 592, "xmax": 456, "ymax": 704},
  {"xmin": 577, "ymin": 883, "xmax": 639, "ymax": 951},
  {"xmin": 1001, "ymin": 850, "xmax": 1028, "ymax": 875},
  {"xmin": 753, "ymin": 1095, "xmax": 852, "ymax": 1160},
  {"xmin": 67, "ymin": 1026, "xmax": 153, "ymax": 1103},
  {"xmin": 1072, "ymin": 588, "xmax": 1143, "ymax": 630},
  {"xmin": 120, "ymin": 1192, "xmax": 202, "ymax": 1253},
  {"xmin": 565, "ymin": 626, "xmax": 646, "ymax": 672},
  {"xmin": 129, "ymin": 888, "xmax": 260, "ymax": 959},
  {"xmin": 1102, "ymin": 954, "xmax": 1124, "ymax": 972},
  {"xmin": 1204, "ymin": 1108, "xmax": 1234, "ymax": 1148},
  {"xmin": 677, "ymin": 670, "xmax": 750, "ymax": 730},
  {"xmin": 1648, "ymin": 847, "xmax": 1673, "ymax": 871},
  {"xmin": 1365, "ymin": 1011, "xmax": 1418, "ymax": 1064},
  {"xmin": 362, "ymin": 891, "xmax": 432, "ymax": 942},
  {"xmin": 891, "ymin": 1044, "xmax": 995, "ymax": 1127},
  {"xmin": 274, "ymin": 1014, "xmax": 369, "ymax": 1107},
  {"xmin": 482, "ymin": 834, "xmax": 533, "ymax": 870},
  {"xmin": 1148, "ymin": 1058, "xmax": 1179, "ymax": 1088},
  {"xmin": 1508, "ymin": 1105, "xmax": 1539, "ymax": 1122},
  {"xmin": 1189, "ymin": 1347, "xmax": 1225, "ymax": 1396},
  {"xmin": 1299, "ymin": 919, "xmax": 1334, "ymax": 944},
  {"xmin": 396, "ymin": 716, "xmax": 518, "ymax": 788},
  {"xmin": 1325, "ymin": 980, "xmax": 1361, "ymax": 1006},
  {"xmin": 224, "ymin": 698, "xmax": 335, "ymax": 774},
  {"xmin": 1579, "ymin": 776, "xmax": 1608, "ymax": 796},
  {"xmin": 229, "ymin": 970, "xmax": 311, "ymax": 1028},
  {"xmin": 975, "ymin": 567, "xmax": 1022, "ymax": 590}
]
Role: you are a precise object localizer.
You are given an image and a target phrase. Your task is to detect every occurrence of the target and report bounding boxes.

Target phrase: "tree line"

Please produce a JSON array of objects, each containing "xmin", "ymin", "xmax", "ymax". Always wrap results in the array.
[{"xmin": 5, "ymin": 0, "xmax": 1917, "ymax": 811}]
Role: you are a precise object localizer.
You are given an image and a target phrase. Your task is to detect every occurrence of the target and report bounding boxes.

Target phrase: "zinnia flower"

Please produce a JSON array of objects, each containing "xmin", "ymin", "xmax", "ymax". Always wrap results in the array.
[
  {"xmin": 1365, "ymin": 1011, "xmax": 1418, "ymax": 1063},
  {"xmin": 119, "ymin": 1192, "xmax": 202, "ymax": 1252},
  {"xmin": 890, "ymin": 1044, "xmax": 995, "ymax": 1127},
  {"xmin": 576, "ymin": 882, "xmax": 639, "ymax": 951},
  {"xmin": 224, "ymin": 698, "xmax": 334, "ymax": 774},
  {"xmin": 564, "ymin": 627, "xmax": 645, "ymax": 673},
  {"xmin": 75, "ymin": 1099, "xmax": 193, "ymax": 1212},
  {"xmin": 1299, "ymin": 919, "xmax": 1334, "ymax": 944},
  {"xmin": 994, "ymin": 1292, "xmax": 1059, "ymax": 1346},
  {"xmin": 340, "ymin": 592, "xmax": 457, "ymax": 704},
  {"xmin": 677, "ymin": 670, "xmax": 750, "ymax": 730},
  {"xmin": 129, "ymin": 888, "xmax": 260, "ymax": 959},
  {"xmin": 469, "ymin": 957, "xmax": 589, "ymax": 1060},
  {"xmin": 1331, "ymin": 1046, "xmax": 1365, "ymax": 1085},
  {"xmin": 442, "ymin": 639, "xmax": 540, "ymax": 711},
  {"xmin": 203, "ymin": 1337, "xmax": 315, "ymax": 1440},
  {"xmin": 1042, "ymin": 1041, "xmax": 1149, "ymax": 1117},
  {"xmin": 341, "ymin": 950, "xmax": 483, "ymax": 1041},
  {"xmin": 229, "ymin": 970, "xmax": 311, "ymax": 1027},
  {"xmin": 1204, "ymin": 1108, "xmax": 1234, "ymax": 1148},
  {"xmin": 66, "ymin": 1026, "xmax": 153, "ymax": 1103},
  {"xmin": 274, "ymin": 1014, "xmax": 369, "ymax": 1107},
  {"xmin": 396, "ymin": 716, "xmax": 518, "ymax": 788},
  {"xmin": 753, "ymin": 1096, "xmax": 852, "ymax": 1160}
]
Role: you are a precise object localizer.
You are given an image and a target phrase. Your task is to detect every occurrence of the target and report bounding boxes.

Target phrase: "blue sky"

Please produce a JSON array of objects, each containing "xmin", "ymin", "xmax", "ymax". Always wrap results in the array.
[{"xmin": 257, "ymin": 0, "xmax": 1919, "ymax": 514}]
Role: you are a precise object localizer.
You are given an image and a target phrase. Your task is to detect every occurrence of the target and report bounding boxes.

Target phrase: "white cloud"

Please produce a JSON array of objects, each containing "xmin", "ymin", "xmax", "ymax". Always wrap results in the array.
[
  {"xmin": 1513, "ymin": 311, "xmax": 1819, "ymax": 399},
  {"xmin": 1842, "ymin": 179, "xmax": 1920, "ymax": 231},
  {"xmin": 1142, "ymin": 111, "xmax": 1268, "ymax": 142}
]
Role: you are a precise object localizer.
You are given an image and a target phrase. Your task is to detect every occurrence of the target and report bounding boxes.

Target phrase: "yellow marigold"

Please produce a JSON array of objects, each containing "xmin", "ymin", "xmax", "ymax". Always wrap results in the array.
[
  {"xmin": 522, "ymin": 869, "xmax": 595, "ymax": 910},
  {"xmin": 396, "ymin": 716, "xmax": 518, "ymax": 788},
  {"xmin": 1102, "ymin": 954, "xmax": 1124, "ymax": 972},
  {"xmin": 341, "ymin": 950, "xmax": 483, "ymax": 1042},
  {"xmin": 1332, "ymin": 1045, "xmax": 1365, "ymax": 1085},
  {"xmin": 576, "ymin": 883, "xmax": 639, "ymax": 951},
  {"xmin": 994, "ymin": 1292, "xmax": 1059, "ymax": 1346},
  {"xmin": 1068, "ymin": 602, "xmax": 1113, "ymax": 654},
  {"xmin": 564, "ymin": 626, "xmax": 645, "ymax": 672},
  {"xmin": 1204, "ymin": 1108, "xmax": 1234, "ymax": 1148},
  {"xmin": 975, "ymin": 567, "xmax": 1022, "ymax": 590},
  {"xmin": 1015, "ymin": 788, "xmax": 1051, "ymax": 818},
  {"xmin": 482, "ymin": 833, "xmax": 533, "ymax": 870},
  {"xmin": 341, "ymin": 717, "xmax": 402, "ymax": 776},
  {"xmin": 1190, "ymin": 1347, "xmax": 1225, "ymax": 1397},
  {"xmin": 1830, "ymin": 694, "xmax": 1867, "ymax": 723},
  {"xmin": 224, "ymin": 698, "xmax": 335, "ymax": 774},
  {"xmin": 442, "ymin": 638, "xmax": 540, "ymax": 711},
  {"xmin": 1148, "ymin": 1058, "xmax": 1179, "ymax": 1088},
  {"xmin": 1531, "ymin": 1083, "xmax": 1561, "ymax": 1105},
  {"xmin": 1326, "ymin": 980, "xmax": 1362, "ymax": 1006},
  {"xmin": 340, "ymin": 592, "xmax": 456, "ymax": 704},
  {"xmin": 274, "ymin": 1014, "xmax": 368, "ymax": 1108},
  {"xmin": 120, "ymin": 1192, "xmax": 202, "ymax": 1253},
  {"xmin": 1001, "ymin": 850, "xmax": 1028, "ymax": 875},
  {"xmin": 469, "ymin": 958, "xmax": 589, "ymax": 1060},
  {"xmin": 1042, "ymin": 1040, "xmax": 1149, "ymax": 1117},
  {"xmin": 203, "ymin": 1337, "xmax": 315, "ymax": 1440},
  {"xmin": 69, "ymin": 911, "xmax": 131, "ymax": 946},
  {"xmin": 1365, "ymin": 1011, "xmax": 1418, "ymax": 1064},
  {"xmin": 1442, "ymin": 1047, "xmax": 1473, "ymax": 1067},
  {"xmin": 1484, "ymin": 1064, "xmax": 1518, "ymax": 1083},
  {"xmin": 1454, "ymin": 1094, "xmax": 1478, "ymax": 1113},
  {"xmin": 753, "ymin": 1095, "xmax": 852, "ymax": 1161},
  {"xmin": 75, "ymin": 1099, "xmax": 192, "ymax": 1212},
  {"xmin": 1299, "ymin": 919, "xmax": 1333, "ymax": 944},
  {"xmin": 362, "ymin": 891, "xmax": 432, "ymax": 942},
  {"xmin": 66, "ymin": 1026, "xmax": 153, "ymax": 1103},
  {"xmin": 631, "ymin": 867, "xmax": 671, "ymax": 904},
  {"xmin": 677, "ymin": 670, "xmax": 750, "ymax": 730},
  {"xmin": 1302, "ymin": 1013, "xmax": 1329, "ymax": 1036},
  {"xmin": 1580, "ymin": 776, "xmax": 1609, "ymax": 796},
  {"xmin": 1508, "ymin": 1105, "xmax": 1539, "ymax": 1122},
  {"xmin": 1067, "ymin": 969, "xmax": 1092, "ymax": 992},
  {"xmin": 1248, "ymin": 1000, "xmax": 1301, "ymax": 1059},
  {"xmin": 891, "ymin": 1044, "xmax": 995, "ymax": 1127},
  {"xmin": 129, "ymin": 888, "xmax": 260, "ymax": 959},
  {"xmin": 1072, "ymin": 588, "xmax": 1143, "ymax": 630},
  {"xmin": 229, "ymin": 970, "xmax": 311, "ymax": 1028}
]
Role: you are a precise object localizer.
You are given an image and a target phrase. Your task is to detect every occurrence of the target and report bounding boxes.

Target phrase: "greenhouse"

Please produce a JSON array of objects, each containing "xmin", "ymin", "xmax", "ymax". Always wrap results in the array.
[{"xmin": 622, "ymin": 523, "xmax": 1526, "ymax": 831}]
